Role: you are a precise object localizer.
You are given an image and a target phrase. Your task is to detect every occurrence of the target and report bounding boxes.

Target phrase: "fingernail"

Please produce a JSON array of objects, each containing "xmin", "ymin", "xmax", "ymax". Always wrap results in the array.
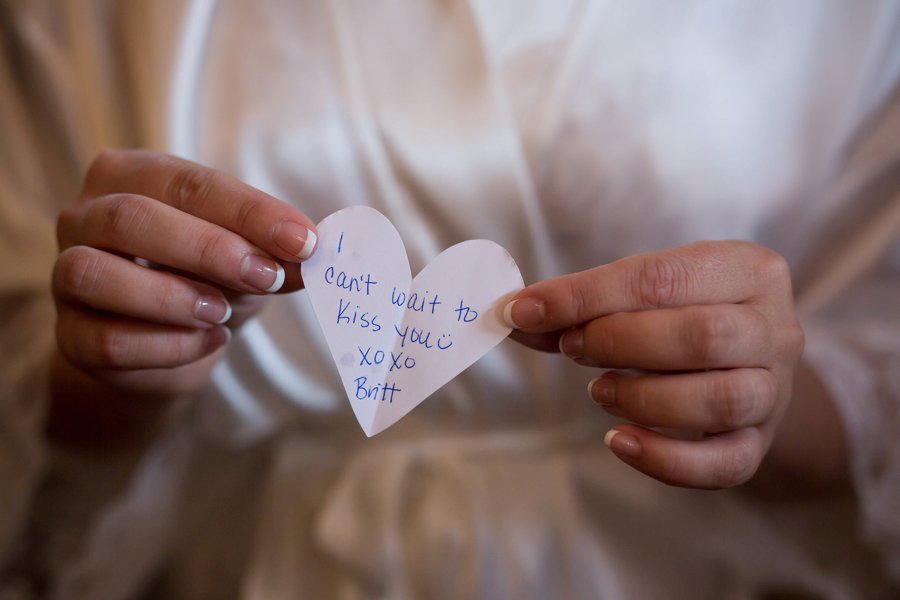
[
  {"xmin": 195, "ymin": 296, "xmax": 232, "ymax": 324},
  {"xmin": 241, "ymin": 255, "xmax": 285, "ymax": 293},
  {"xmin": 604, "ymin": 429, "xmax": 642, "ymax": 459},
  {"xmin": 502, "ymin": 298, "xmax": 545, "ymax": 329},
  {"xmin": 204, "ymin": 325, "xmax": 231, "ymax": 352},
  {"xmin": 559, "ymin": 328, "xmax": 584, "ymax": 359},
  {"xmin": 588, "ymin": 373, "xmax": 617, "ymax": 407},
  {"xmin": 274, "ymin": 221, "xmax": 317, "ymax": 260}
]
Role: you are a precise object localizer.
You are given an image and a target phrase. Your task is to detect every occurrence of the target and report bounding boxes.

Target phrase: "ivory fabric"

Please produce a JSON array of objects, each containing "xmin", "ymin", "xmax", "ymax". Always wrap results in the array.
[{"xmin": 1, "ymin": 0, "xmax": 900, "ymax": 598}]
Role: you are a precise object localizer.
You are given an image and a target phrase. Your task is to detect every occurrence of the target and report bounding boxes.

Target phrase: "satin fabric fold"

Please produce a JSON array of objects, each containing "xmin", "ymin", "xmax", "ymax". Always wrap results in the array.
[{"xmin": 2, "ymin": 1, "xmax": 900, "ymax": 598}]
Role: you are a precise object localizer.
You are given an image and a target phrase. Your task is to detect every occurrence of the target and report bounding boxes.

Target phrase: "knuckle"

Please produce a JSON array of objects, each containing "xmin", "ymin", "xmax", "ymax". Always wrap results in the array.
[
  {"xmin": 565, "ymin": 285, "xmax": 592, "ymax": 329},
  {"xmin": 93, "ymin": 194, "xmax": 151, "ymax": 244},
  {"xmin": 153, "ymin": 282, "xmax": 181, "ymax": 316},
  {"xmin": 165, "ymin": 162, "xmax": 216, "ymax": 210},
  {"xmin": 53, "ymin": 246, "xmax": 104, "ymax": 298},
  {"xmin": 755, "ymin": 246, "xmax": 792, "ymax": 285},
  {"xmin": 756, "ymin": 370, "xmax": 780, "ymax": 407},
  {"xmin": 660, "ymin": 453, "xmax": 688, "ymax": 487},
  {"xmin": 91, "ymin": 327, "xmax": 135, "ymax": 370},
  {"xmin": 626, "ymin": 379, "xmax": 653, "ymax": 419},
  {"xmin": 580, "ymin": 319, "xmax": 617, "ymax": 366},
  {"xmin": 688, "ymin": 310, "xmax": 738, "ymax": 364},
  {"xmin": 170, "ymin": 333, "xmax": 201, "ymax": 365},
  {"xmin": 192, "ymin": 229, "xmax": 226, "ymax": 273},
  {"xmin": 713, "ymin": 441, "xmax": 760, "ymax": 488},
  {"xmin": 541, "ymin": 273, "xmax": 595, "ymax": 329},
  {"xmin": 235, "ymin": 198, "xmax": 265, "ymax": 235},
  {"xmin": 634, "ymin": 253, "xmax": 691, "ymax": 308},
  {"xmin": 781, "ymin": 318, "xmax": 806, "ymax": 358},
  {"xmin": 153, "ymin": 277, "xmax": 195, "ymax": 321},
  {"xmin": 710, "ymin": 374, "xmax": 757, "ymax": 430}
]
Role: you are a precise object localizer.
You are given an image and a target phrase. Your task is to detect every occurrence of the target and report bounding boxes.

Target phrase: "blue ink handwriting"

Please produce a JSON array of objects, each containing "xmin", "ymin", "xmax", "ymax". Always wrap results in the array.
[
  {"xmin": 337, "ymin": 298, "xmax": 383, "ymax": 331},
  {"xmin": 324, "ymin": 266, "xmax": 378, "ymax": 296},
  {"xmin": 355, "ymin": 376, "xmax": 401, "ymax": 403}
]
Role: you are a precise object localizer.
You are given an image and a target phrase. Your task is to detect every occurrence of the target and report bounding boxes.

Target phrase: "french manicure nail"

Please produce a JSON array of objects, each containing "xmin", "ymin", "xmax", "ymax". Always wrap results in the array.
[
  {"xmin": 241, "ymin": 255, "xmax": 285, "ymax": 293},
  {"xmin": 274, "ymin": 221, "xmax": 318, "ymax": 260},
  {"xmin": 502, "ymin": 297, "xmax": 545, "ymax": 329},
  {"xmin": 195, "ymin": 296, "xmax": 232, "ymax": 324},
  {"xmin": 604, "ymin": 429, "xmax": 642, "ymax": 459},
  {"xmin": 588, "ymin": 375, "xmax": 616, "ymax": 407}
]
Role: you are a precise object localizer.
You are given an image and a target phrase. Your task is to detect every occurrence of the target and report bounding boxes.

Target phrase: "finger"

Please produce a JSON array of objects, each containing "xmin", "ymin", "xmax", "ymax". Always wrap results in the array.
[
  {"xmin": 503, "ymin": 241, "xmax": 793, "ymax": 333},
  {"xmin": 603, "ymin": 424, "xmax": 765, "ymax": 489},
  {"xmin": 588, "ymin": 369, "xmax": 777, "ymax": 432},
  {"xmin": 507, "ymin": 329, "xmax": 565, "ymax": 353},
  {"xmin": 561, "ymin": 304, "xmax": 773, "ymax": 370},
  {"xmin": 54, "ymin": 246, "xmax": 233, "ymax": 327},
  {"xmin": 67, "ymin": 194, "xmax": 288, "ymax": 294},
  {"xmin": 81, "ymin": 150, "xmax": 318, "ymax": 262},
  {"xmin": 56, "ymin": 304, "xmax": 230, "ymax": 371}
]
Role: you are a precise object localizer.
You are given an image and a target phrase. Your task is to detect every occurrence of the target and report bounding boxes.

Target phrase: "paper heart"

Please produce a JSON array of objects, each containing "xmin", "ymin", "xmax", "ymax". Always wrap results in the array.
[{"xmin": 302, "ymin": 206, "xmax": 523, "ymax": 436}]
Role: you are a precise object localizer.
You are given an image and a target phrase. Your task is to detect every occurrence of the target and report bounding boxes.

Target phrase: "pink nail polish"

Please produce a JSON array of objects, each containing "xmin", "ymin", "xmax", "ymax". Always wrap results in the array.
[
  {"xmin": 502, "ymin": 298, "xmax": 545, "ymax": 329},
  {"xmin": 588, "ymin": 375, "xmax": 616, "ymax": 407},
  {"xmin": 274, "ymin": 221, "xmax": 317, "ymax": 260},
  {"xmin": 195, "ymin": 296, "xmax": 232, "ymax": 324},
  {"xmin": 604, "ymin": 430, "xmax": 642, "ymax": 459},
  {"xmin": 240, "ymin": 255, "xmax": 285, "ymax": 293}
]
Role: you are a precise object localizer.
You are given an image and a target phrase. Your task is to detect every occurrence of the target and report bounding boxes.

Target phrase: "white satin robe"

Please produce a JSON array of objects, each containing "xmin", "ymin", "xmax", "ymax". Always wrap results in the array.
[{"xmin": 1, "ymin": 1, "xmax": 900, "ymax": 598}]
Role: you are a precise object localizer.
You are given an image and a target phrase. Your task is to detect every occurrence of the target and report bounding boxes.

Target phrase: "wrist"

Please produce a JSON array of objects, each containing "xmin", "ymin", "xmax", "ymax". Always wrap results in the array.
[{"xmin": 45, "ymin": 352, "xmax": 187, "ymax": 451}]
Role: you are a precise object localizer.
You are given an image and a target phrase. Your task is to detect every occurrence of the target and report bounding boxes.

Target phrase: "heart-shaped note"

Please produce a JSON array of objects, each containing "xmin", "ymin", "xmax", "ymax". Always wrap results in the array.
[{"xmin": 302, "ymin": 206, "xmax": 523, "ymax": 436}]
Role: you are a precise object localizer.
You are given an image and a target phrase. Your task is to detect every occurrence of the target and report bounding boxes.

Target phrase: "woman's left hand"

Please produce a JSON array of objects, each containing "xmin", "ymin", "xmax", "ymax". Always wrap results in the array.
[{"xmin": 504, "ymin": 241, "xmax": 805, "ymax": 489}]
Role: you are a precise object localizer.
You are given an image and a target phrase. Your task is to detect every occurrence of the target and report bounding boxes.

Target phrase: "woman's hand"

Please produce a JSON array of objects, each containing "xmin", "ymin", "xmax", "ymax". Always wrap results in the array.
[
  {"xmin": 505, "ymin": 241, "xmax": 805, "ymax": 489},
  {"xmin": 49, "ymin": 150, "xmax": 318, "ymax": 444}
]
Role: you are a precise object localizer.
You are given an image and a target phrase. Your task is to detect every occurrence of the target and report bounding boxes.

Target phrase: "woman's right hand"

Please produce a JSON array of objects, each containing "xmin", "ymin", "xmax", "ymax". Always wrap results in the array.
[{"xmin": 49, "ymin": 150, "xmax": 318, "ymax": 444}]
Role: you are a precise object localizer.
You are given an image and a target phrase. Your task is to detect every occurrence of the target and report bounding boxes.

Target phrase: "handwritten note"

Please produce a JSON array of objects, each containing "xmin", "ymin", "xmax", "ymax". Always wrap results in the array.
[{"xmin": 302, "ymin": 206, "xmax": 523, "ymax": 436}]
